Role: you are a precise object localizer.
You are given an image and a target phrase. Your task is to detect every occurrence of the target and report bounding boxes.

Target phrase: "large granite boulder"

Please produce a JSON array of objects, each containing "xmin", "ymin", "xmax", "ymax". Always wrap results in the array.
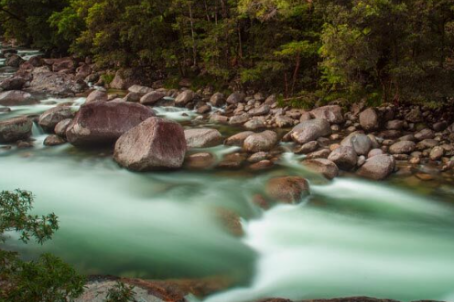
[
  {"xmin": 66, "ymin": 101, "xmax": 155, "ymax": 146},
  {"xmin": 114, "ymin": 117, "xmax": 187, "ymax": 171},
  {"xmin": 85, "ymin": 90, "xmax": 108, "ymax": 104},
  {"xmin": 359, "ymin": 108, "xmax": 379, "ymax": 131}
]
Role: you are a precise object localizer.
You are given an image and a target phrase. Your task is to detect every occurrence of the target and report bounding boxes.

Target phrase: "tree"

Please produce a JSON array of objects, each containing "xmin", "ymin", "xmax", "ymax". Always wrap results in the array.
[{"xmin": 0, "ymin": 190, "xmax": 86, "ymax": 302}]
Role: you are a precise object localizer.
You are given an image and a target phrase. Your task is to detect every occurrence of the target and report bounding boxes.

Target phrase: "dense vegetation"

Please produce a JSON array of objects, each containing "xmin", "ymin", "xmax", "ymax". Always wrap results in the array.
[{"xmin": 1, "ymin": 0, "xmax": 454, "ymax": 104}]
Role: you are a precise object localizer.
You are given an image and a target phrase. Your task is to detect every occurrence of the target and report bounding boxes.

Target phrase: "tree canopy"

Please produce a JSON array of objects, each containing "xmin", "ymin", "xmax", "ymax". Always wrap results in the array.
[{"xmin": 2, "ymin": 0, "xmax": 454, "ymax": 104}]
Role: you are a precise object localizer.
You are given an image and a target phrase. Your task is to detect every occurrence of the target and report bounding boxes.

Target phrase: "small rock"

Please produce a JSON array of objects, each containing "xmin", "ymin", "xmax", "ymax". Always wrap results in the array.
[
  {"xmin": 243, "ymin": 131, "xmax": 278, "ymax": 152},
  {"xmin": 295, "ymin": 141, "xmax": 319, "ymax": 154},
  {"xmin": 328, "ymin": 146, "xmax": 358, "ymax": 171},
  {"xmin": 185, "ymin": 128, "xmax": 223, "ymax": 148},
  {"xmin": 359, "ymin": 108, "xmax": 379, "ymax": 131},
  {"xmin": 265, "ymin": 176, "xmax": 310, "ymax": 204},
  {"xmin": 302, "ymin": 158, "xmax": 339, "ymax": 180},
  {"xmin": 44, "ymin": 135, "xmax": 66, "ymax": 146},
  {"xmin": 356, "ymin": 154, "xmax": 395, "ymax": 180},
  {"xmin": 389, "ymin": 141, "xmax": 416, "ymax": 154}
]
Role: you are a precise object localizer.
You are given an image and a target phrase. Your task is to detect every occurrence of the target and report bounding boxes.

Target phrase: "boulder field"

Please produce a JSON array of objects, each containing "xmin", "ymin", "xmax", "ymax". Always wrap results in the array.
[{"xmin": 2, "ymin": 54, "xmax": 454, "ymax": 182}]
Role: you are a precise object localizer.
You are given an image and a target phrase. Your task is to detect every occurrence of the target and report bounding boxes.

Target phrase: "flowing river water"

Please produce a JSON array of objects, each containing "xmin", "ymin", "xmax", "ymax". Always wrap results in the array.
[{"xmin": 2, "ymin": 49, "xmax": 454, "ymax": 302}]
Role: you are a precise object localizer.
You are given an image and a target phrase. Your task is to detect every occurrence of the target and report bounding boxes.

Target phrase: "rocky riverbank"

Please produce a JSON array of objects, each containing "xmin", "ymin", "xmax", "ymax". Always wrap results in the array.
[
  {"xmin": 1, "ymin": 49, "xmax": 454, "ymax": 302},
  {"xmin": 1, "ymin": 51, "xmax": 454, "ymax": 183}
]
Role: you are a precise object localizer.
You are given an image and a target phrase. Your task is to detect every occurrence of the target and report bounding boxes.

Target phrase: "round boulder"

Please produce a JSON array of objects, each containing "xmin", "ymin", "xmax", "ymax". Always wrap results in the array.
[
  {"xmin": 243, "ymin": 130, "xmax": 278, "ymax": 152},
  {"xmin": 290, "ymin": 119, "xmax": 331, "ymax": 144},
  {"xmin": 357, "ymin": 154, "xmax": 395, "ymax": 180},
  {"xmin": 114, "ymin": 117, "xmax": 187, "ymax": 171},
  {"xmin": 328, "ymin": 146, "xmax": 358, "ymax": 171}
]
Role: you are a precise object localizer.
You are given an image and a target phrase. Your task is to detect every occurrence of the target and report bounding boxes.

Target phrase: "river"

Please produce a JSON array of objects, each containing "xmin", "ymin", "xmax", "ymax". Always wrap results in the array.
[{"xmin": 1, "ymin": 49, "xmax": 454, "ymax": 302}]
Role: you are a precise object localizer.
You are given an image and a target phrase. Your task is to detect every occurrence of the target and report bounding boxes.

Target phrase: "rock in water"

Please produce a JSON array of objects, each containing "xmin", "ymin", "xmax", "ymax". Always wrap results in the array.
[
  {"xmin": 38, "ymin": 106, "xmax": 74, "ymax": 132},
  {"xmin": 184, "ymin": 128, "xmax": 223, "ymax": 148},
  {"xmin": 302, "ymin": 158, "xmax": 339, "ymax": 180},
  {"xmin": 0, "ymin": 116, "xmax": 33, "ymax": 143},
  {"xmin": 357, "ymin": 154, "xmax": 395, "ymax": 180},
  {"xmin": 243, "ymin": 131, "xmax": 278, "ymax": 152},
  {"xmin": 290, "ymin": 119, "xmax": 331, "ymax": 144},
  {"xmin": 66, "ymin": 101, "xmax": 155, "ymax": 146},
  {"xmin": 265, "ymin": 176, "xmax": 310, "ymax": 204},
  {"xmin": 114, "ymin": 117, "xmax": 187, "ymax": 171},
  {"xmin": 0, "ymin": 90, "xmax": 38, "ymax": 106}
]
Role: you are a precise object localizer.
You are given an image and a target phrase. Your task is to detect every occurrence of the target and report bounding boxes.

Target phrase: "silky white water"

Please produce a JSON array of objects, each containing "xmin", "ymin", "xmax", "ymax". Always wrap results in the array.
[{"xmin": 1, "ymin": 95, "xmax": 454, "ymax": 301}]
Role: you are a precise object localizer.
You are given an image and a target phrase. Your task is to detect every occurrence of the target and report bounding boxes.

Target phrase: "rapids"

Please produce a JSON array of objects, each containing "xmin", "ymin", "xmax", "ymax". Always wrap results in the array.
[{"xmin": 1, "ymin": 51, "xmax": 454, "ymax": 301}]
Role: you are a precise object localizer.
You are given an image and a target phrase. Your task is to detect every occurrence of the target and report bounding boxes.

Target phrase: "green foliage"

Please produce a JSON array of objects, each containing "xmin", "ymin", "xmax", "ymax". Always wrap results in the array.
[
  {"xmin": 0, "ymin": 190, "xmax": 86, "ymax": 302},
  {"xmin": 0, "ymin": 252, "xmax": 86, "ymax": 302},
  {"xmin": 105, "ymin": 281, "xmax": 136, "ymax": 302},
  {"xmin": 0, "ymin": 190, "xmax": 58, "ymax": 244},
  {"xmin": 2, "ymin": 0, "xmax": 454, "ymax": 105}
]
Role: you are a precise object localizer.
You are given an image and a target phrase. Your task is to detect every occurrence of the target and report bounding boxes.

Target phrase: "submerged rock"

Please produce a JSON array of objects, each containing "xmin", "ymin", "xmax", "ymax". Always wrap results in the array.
[
  {"xmin": 265, "ymin": 176, "xmax": 310, "ymax": 204},
  {"xmin": 184, "ymin": 128, "xmax": 223, "ymax": 148},
  {"xmin": 0, "ymin": 116, "xmax": 33, "ymax": 143},
  {"xmin": 114, "ymin": 117, "xmax": 187, "ymax": 171},
  {"xmin": 185, "ymin": 152, "xmax": 215, "ymax": 169},
  {"xmin": 66, "ymin": 101, "xmax": 155, "ymax": 146}
]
